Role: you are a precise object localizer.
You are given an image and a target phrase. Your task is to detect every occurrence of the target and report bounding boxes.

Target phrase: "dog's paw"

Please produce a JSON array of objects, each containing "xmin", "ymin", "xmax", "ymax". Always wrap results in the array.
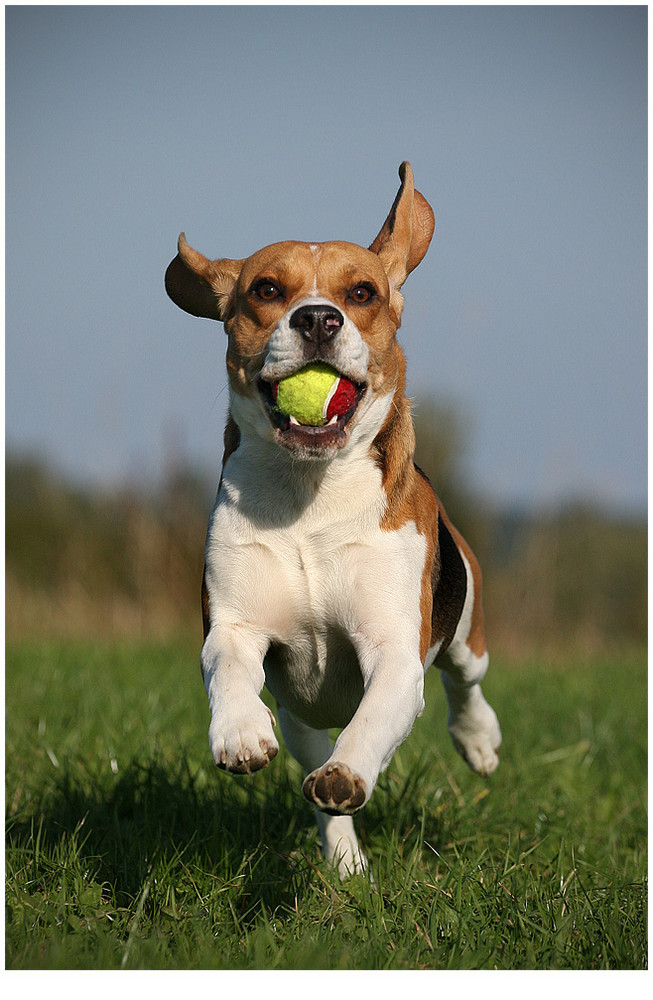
[
  {"xmin": 448, "ymin": 695, "xmax": 501, "ymax": 777},
  {"xmin": 209, "ymin": 703, "xmax": 279, "ymax": 775},
  {"xmin": 303, "ymin": 761, "xmax": 367, "ymax": 815}
]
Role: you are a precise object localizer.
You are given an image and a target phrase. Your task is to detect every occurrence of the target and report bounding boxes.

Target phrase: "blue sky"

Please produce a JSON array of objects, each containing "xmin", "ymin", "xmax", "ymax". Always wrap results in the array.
[{"xmin": 5, "ymin": 5, "xmax": 647, "ymax": 512}]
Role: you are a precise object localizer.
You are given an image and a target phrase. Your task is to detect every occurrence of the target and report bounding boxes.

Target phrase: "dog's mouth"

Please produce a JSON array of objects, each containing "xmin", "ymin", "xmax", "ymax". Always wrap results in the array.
[{"xmin": 258, "ymin": 367, "xmax": 367, "ymax": 454}]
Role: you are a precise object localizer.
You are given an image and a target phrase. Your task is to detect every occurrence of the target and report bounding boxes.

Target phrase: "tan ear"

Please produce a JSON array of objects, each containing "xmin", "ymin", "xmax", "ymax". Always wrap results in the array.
[
  {"xmin": 369, "ymin": 162, "xmax": 435, "ymax": 294},
  {"xmin": 165, "ymin": 233, "xmax": 243, "ymax": 321}
]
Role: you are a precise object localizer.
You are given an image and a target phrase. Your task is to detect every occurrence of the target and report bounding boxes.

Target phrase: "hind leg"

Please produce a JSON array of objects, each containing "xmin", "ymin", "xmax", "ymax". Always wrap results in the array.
[
  {"xmin": 277, "ymin": 705, "xmax": 367, "ymax": 876},
  {"xmin": 440, "ymin": 640, "xmax": 501, "ymax": 776}
]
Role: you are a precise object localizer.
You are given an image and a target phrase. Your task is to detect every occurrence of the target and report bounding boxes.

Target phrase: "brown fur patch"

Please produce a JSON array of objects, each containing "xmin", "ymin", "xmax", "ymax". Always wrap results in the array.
[
  {"xmin": 373, "ymin": 389, "xmax": 485, "ymax": 663},
  {"xmin": 223, "ymin": 240, "xmax": 402, "ymax": 404},
  {"xmin": 372, "ymin": 379, "xmax": 438, "ymax": 662}
]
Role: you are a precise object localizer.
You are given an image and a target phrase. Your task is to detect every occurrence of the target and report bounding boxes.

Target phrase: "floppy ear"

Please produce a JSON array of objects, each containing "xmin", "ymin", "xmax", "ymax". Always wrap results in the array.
[
  {"xmin": 165, "ymin": 233, "xmax": 243, "ymax": 322},
  {"xmin": 369, "ymin": 162, "xmax": 435, "ymax": 317}
]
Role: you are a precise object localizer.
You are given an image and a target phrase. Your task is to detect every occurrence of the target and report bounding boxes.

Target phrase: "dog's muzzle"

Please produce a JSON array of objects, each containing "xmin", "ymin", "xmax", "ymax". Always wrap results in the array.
[{"xmin": 290, "ymin": 304, "xmax": 344, "ymax": 346}]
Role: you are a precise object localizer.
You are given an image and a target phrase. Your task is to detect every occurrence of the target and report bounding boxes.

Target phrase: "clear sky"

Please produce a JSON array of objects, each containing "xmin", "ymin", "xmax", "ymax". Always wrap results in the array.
[{"xmin": 5, "ymin": 5, "xmax": 647, "ymax": 513}]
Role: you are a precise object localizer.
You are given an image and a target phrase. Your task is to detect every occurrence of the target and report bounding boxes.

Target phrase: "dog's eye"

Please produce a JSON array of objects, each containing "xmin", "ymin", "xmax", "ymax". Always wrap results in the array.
[
  {"xmin": 252, "ymin": 280, "xmax": 282, "ymax": 301},
  {"xmin": 349, "ymin": 283, "xmax": 376, "ymax": 304}
]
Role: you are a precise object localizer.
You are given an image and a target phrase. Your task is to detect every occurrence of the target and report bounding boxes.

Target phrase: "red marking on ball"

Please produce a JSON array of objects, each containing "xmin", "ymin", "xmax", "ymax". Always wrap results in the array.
[{"xmin": 326, "ymin": 377, "xmax": 357, "ymax": 421}]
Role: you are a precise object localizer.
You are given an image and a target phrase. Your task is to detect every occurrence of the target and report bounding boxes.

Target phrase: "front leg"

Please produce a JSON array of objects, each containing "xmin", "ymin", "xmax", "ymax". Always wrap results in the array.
[
  {"xmin": 202, "ymin": 624, "xmax": 279, "ymax": 774},
  {"xmin": 277, "ymin": 706, "xmax": 368, "ymax": 876},
  {"xmin": 303, "ymin": 639, "xmax": 424, "ymax": 814}
]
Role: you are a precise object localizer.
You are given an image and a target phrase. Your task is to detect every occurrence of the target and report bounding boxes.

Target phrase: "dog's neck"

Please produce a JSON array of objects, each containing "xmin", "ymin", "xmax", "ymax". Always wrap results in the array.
[{"xmin": 219, "ymin": 384, "xmax": 417, "ymax": 532}]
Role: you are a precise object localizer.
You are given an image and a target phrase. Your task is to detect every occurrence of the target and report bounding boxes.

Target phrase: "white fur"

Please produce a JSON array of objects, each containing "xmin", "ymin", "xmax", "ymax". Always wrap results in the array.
[
  {"xmin": 203, "ymin": 413, "xmax": 426, "ymax": 786},
  {"xmin": 260, "ymin": 297, "xmax": 370, "ymax": 384}
]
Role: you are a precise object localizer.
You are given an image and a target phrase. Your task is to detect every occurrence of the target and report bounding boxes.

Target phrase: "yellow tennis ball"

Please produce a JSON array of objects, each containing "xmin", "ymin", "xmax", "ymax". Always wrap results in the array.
[{"xmin": 275, "ymin": 364, "xmax": 339, "ymax": 426}]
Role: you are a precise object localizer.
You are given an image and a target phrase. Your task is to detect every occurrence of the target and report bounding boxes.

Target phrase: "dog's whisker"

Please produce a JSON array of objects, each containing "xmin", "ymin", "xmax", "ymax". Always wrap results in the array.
[{"xmin": 211, "ymin": 382, "xmax": 230, "ymax": 410}]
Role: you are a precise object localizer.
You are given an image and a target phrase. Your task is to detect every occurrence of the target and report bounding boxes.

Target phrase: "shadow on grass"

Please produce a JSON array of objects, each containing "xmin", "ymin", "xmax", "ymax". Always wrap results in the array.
[
  {"xmin": 7, "ymin": 744, "xmax": 448, "ymax": 924},
  {"xmin": 7, "ymin": 751, "xmax": 326, "ymax": 915}
]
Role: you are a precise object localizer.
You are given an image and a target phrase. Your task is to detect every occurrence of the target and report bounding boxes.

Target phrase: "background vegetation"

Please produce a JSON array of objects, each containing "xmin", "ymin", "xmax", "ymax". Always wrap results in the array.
[
  {"xmin": 5, "ymin": 400, "xmax": 647, "ymax": 654},
  {"xmin": 5, "ymin": 399, "xmax": 647, "ymax": 969}
]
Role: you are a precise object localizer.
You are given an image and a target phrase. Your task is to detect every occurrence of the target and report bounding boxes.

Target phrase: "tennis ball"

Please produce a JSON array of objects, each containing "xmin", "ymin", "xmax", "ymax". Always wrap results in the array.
[{"xmin": 275, "ymin": 364, "xmax": 357, "ymax": 427}]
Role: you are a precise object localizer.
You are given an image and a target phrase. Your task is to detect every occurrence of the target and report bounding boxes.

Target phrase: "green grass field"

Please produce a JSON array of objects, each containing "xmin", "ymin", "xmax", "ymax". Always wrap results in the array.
[{"xmin": 5, "ymin": 640, "xmax": 647, "ymax": 970}]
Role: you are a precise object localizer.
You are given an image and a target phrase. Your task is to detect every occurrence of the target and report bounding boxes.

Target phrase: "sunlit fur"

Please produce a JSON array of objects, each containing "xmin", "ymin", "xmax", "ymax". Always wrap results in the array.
[{"xmin": 165, "ymin": 163, "xmax": 501, "ymax": 876}]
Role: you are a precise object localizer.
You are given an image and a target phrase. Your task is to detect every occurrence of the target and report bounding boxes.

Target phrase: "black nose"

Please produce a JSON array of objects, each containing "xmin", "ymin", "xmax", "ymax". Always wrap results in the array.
[{"xmin": 289, "ymin": 304, "xmax": 344, "ymax": 345}]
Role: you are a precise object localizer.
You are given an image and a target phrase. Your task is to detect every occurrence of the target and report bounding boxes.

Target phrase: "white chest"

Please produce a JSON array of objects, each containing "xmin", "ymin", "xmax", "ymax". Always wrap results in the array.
[{"xmin": 203, "ymin": 439, "xmax": 427, "ymax": 727}]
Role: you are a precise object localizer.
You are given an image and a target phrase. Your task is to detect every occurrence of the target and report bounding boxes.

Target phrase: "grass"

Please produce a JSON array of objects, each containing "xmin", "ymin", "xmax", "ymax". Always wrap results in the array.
[{"xmin": 5, "ymin": 639, "xmax": 647, "ymax": 970}]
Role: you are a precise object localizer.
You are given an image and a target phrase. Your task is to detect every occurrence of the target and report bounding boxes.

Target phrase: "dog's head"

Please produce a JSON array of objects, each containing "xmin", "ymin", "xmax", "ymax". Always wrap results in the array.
[{"xmin": 165, "ymin": 162, "xmax": 435, "ymax": 460}]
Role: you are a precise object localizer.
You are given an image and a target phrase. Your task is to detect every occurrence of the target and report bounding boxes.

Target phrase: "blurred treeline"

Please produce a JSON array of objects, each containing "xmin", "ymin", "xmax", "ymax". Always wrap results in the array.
[{"xmin": 5, "ymin": 401, "xmax": 646, "ymax": 656}]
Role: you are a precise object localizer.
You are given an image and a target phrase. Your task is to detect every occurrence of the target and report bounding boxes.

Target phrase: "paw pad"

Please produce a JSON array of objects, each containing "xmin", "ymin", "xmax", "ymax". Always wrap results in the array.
[{"xmin": 303, "ymin": 761, "xmax": 367, "ymax": 815}]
